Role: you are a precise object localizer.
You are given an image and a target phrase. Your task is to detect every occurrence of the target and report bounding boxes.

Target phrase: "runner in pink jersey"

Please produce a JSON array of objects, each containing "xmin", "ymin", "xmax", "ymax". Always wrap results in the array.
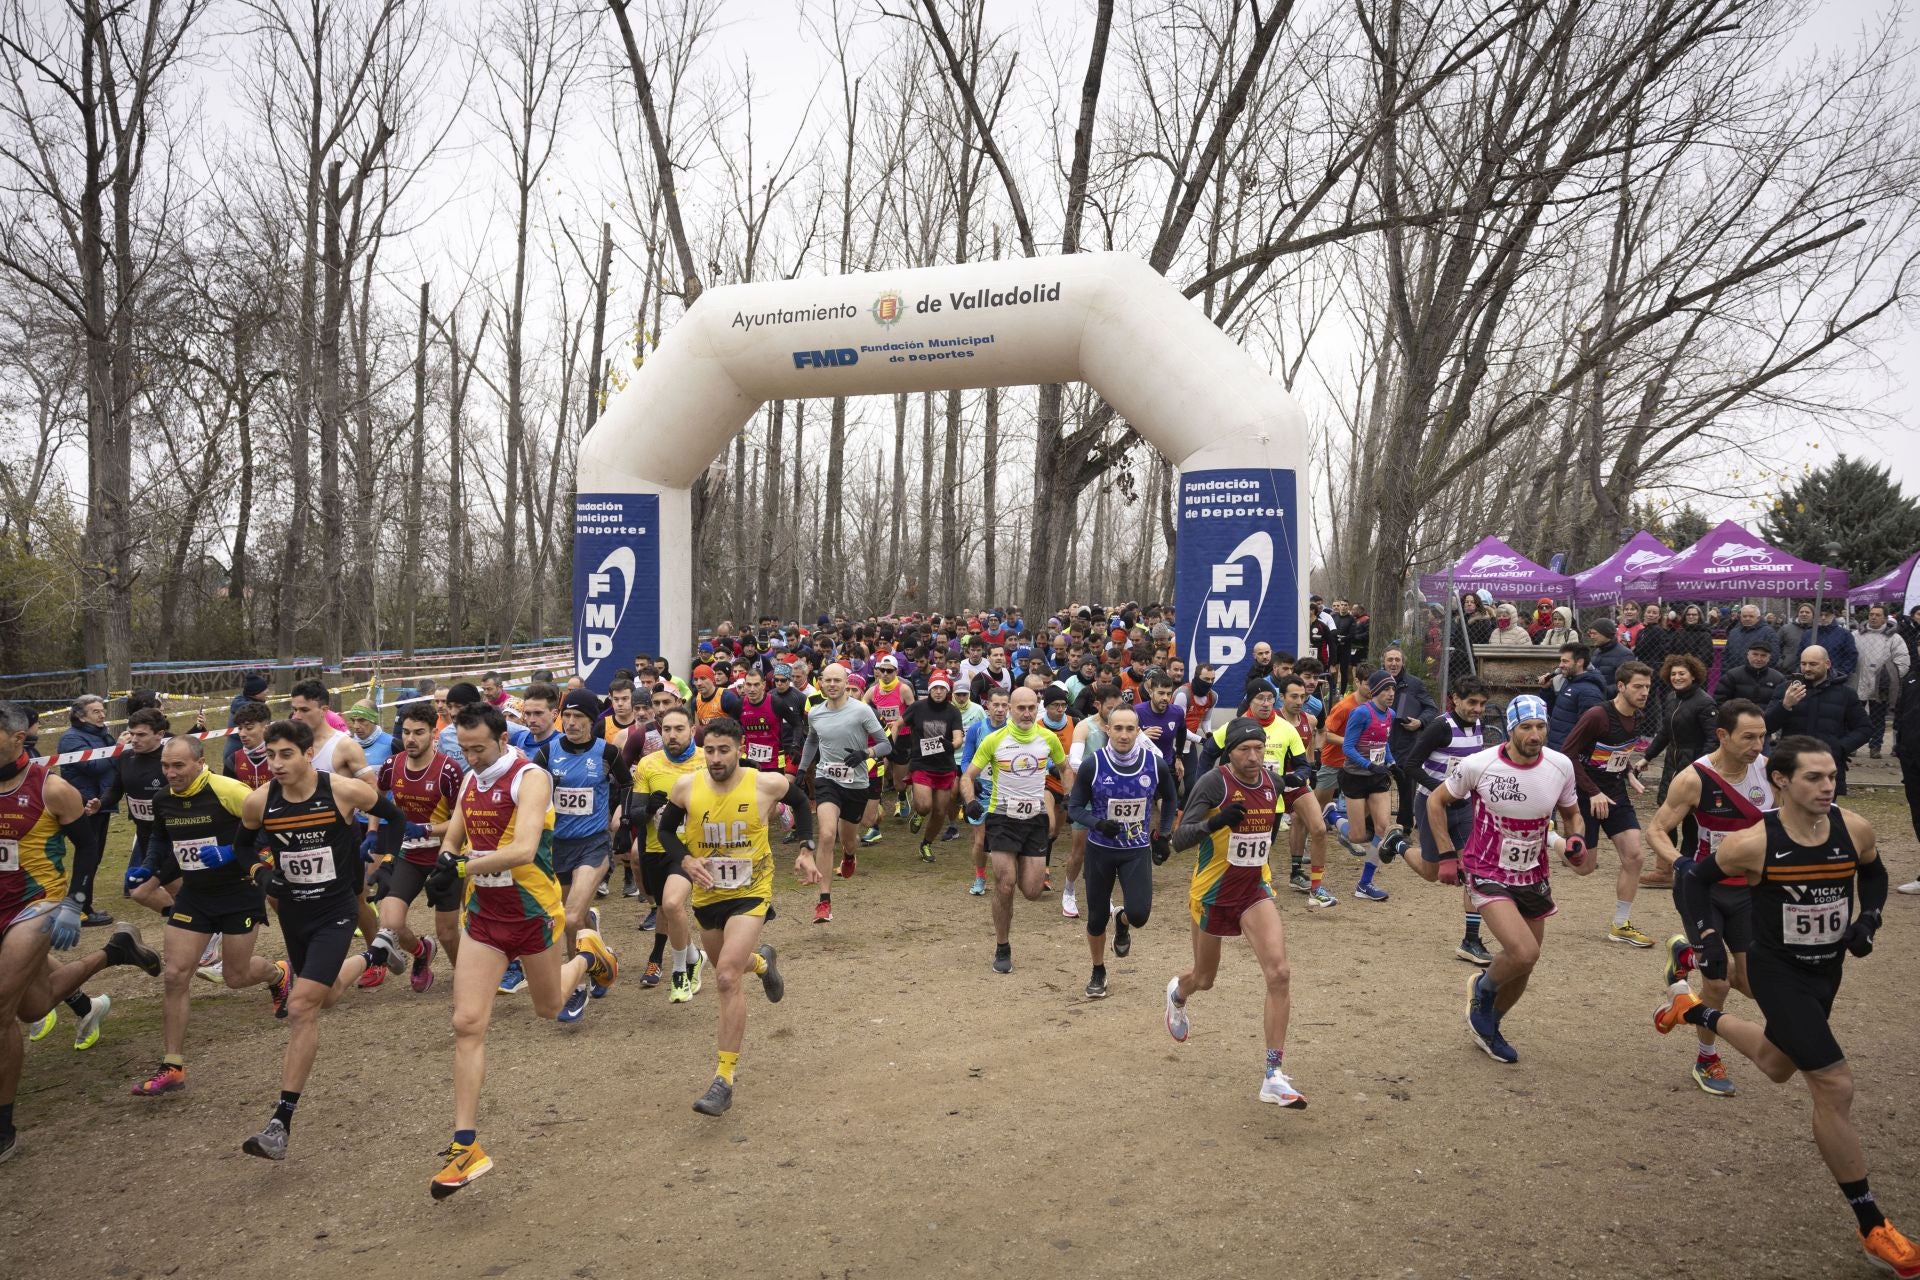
[{"xmin": 1427, "ymin": 695, "xmax": 1592, "ymax": 1065}]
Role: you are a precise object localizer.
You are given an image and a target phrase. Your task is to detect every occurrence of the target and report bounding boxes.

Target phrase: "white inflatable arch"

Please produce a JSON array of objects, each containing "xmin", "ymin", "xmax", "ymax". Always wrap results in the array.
[{"xmin": 573, "ymin": 251, "xmax": 1308, "ymax": 696}]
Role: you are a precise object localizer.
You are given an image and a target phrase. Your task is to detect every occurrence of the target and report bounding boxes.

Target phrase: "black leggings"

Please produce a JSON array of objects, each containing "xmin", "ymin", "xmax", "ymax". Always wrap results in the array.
[{"xmin": 1083, "ymin": 842, "xmax": 1153, "ymax": 937}]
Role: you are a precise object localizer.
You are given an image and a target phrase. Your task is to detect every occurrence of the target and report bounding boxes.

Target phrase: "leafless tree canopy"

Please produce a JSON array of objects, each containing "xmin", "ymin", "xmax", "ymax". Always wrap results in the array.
[{"xmin": 0, "ymin": 0, "xmax": 1913, "ymax": 680}]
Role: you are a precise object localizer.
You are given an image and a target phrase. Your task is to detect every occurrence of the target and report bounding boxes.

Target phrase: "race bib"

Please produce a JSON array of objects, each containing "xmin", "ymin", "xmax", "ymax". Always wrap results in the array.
[
  {"xmin": 1604, "ymin": 752, "xmax": 1632, "ymax": 774},
  {"xmin": 1783, "ymin": 901, "xmax": 1847, "ymax": 947},
  {"xmin": 173, "ymin": 836, "xmax": 215, "ymax": 872},
  {"xmin": 470, "ymin": 867, "xmax": 513, "ymax": 888},
  {"xmin": 1498, "ymin": 834, "xmax": 1540, "ymax": 873},
  {"xmin": 1367, "ymin": 746, "xmax": 1387, "ymax": 764},
  {"xmin": 1107, "ymin": 797, "xmax": 1148, "ymax": 825},
  {"xmin": 709, "ymin": 856, "xmax": 753, "ymax": 890},
  {"xmin": 819, "ymin": 762, "xmax": 863, "ymax": 786},
  {"xmin": 919, "ymin": 734, "xmax": 947, "ymax": 758},
  {"xmin": 127, "ymin": 797, "xmax": 154, "ymax": 822},
  {"xmin": 280, "ymin": 848, "xmax": 337, "ymax": 885},
  {"xmin": 0, "ymin": 838, "xmax": 17, "ymax": 872},
  {"xmin": 1227, "ymin": 832, "xmax": 1271, "ymax": 867},
  {"xmin": 878, "ymin": 706, "xmax": 899, "ymax": 724},
  {"xmin": 554, "ymin": 786, "xmax": 593, "ymax": 816},
  {"xmin": 746, "ymin": 742, "xmax": 774, "ymax": 764},
  {"xmin": 1005, "ymin": 795, "xmax": 1042, "ymax": 819}
]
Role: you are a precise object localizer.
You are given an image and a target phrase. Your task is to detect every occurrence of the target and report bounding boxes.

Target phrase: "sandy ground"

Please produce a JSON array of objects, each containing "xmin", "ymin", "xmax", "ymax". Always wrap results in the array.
[{"xmin": 4, "ymin": 787, "xmax": 1918, "ymax": 1280}]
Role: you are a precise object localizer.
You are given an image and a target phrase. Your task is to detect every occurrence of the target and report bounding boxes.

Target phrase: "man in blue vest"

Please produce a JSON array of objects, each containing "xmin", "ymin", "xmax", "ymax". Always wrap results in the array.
[{"xmin": 535, "ymin": 689, "xmax": 632, "ymax": 1023}]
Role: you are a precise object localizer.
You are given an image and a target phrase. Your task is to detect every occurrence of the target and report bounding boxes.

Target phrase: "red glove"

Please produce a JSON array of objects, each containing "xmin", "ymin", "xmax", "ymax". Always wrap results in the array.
[{"xmin": 1436, "ymin": 856, "xmax": 1460, "ymax": 887}]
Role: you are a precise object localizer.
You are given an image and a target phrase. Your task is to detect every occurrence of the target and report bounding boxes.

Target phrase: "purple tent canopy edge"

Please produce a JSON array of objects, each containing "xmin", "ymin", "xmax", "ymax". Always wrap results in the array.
[
  {"xmin": 1418, "ymin": 535, "xmax": 1574, "ymax": 599},
  {"xmin": 1572, "ymin": 530, "xmax": 1672, "ymax": 607},
  {"xmin": 1638, "ymin": 519, "xmax": 1847, "ymax": 600},
  {"xmin": 1848, "ymin": 551, "xmax": 1919, "ymax": 607}
]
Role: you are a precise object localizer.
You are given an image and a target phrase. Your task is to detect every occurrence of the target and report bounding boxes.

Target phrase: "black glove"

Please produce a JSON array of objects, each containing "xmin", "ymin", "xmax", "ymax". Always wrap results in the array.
[
  {"xmin": 1369, "ymin": 761, "xmax": 1391, "ymax": 778},
  {"xmin": 254, "ymin": 861, "xmax": 289, "ymax": 901},
  {"xmin": 1094, "ymin": 818, "xmax": 1123, "ymax": 838},
  {"xmin": 1150, "ymin": 833, "xmax": 1172, "ymax": 865},
  {"xmin": 841, "ymin": 746, "xmax": 869, "ymax": 767},
  {"xmin": 371, "ymin": 857, "xmax": 395, "ymax": 902},
  {"xmin": 964, "ymin": 798, "xmax": 984, "ymax": 822},
  {"xmin": 1205, "ymin": 800, "xmax": 1246, "ymax": 832},
  {"xmin": 426, "ymin": 849, "xmax": 466, "ymax": 900},
  {"xmin": 1845, "ymin": 909, "xmax": 1881, "ymax": 958},
  {"xmin": 1281, "ymin": 767, "xmax": 1313, "ymax": 792},
  {"xmin": 612, "ymin": 822, "xmax": 632, "ymax": 857}
]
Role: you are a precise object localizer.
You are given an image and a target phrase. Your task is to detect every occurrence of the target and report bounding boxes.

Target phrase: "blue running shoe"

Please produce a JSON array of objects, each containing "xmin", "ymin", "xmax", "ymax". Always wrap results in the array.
[
  {"xmin": 640, "ymin": 908, "xmax": 658, "ymax": 932},
  {"xmin": 498, "ymin": 958, "xmax": 527, "ymax": 994},
  {"xmin": 557, "ymin": 984, "xmax": 589, "ymax": 1024},
  {"xmin": 1466, "ymin": 972, "xmax": 1517, "ymax": 1063},
  {"xmin": 1352, "ymin": 881, "xmax": 1389, "ymax": 902},
  {"xmin": 860, "ymin": 826, "xmax": 883, "ymax": 846}
]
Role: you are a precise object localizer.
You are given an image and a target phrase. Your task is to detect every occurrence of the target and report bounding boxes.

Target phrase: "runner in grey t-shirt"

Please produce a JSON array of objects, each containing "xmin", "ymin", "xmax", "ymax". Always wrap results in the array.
[{"xmin": 796, "ymin": 664, "xmax": 889, "ymax": 920}]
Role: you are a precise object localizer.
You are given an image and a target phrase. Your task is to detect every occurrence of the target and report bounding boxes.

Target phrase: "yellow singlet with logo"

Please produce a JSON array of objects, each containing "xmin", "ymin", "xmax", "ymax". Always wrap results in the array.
[{"xmin": 686, "ymin": 768, "xmax": 773, "ymax": 911}]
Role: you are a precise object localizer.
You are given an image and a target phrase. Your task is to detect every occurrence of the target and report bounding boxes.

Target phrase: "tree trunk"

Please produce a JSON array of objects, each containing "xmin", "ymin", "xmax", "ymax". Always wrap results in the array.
[
  {"xmin": 403, "ymin": 282, "xmax": 428, "ymax": 660},
  {"xmin": 916, "ymin": 392, "xmax": 934, "ymax": 603},
  {"xmin": 318, "ymin": 160, "xmax": 347, "ymax": 666},
  {"xmin": 756, "ymin": 400, "xmax": 784, "ymax": 612},
  {"xmin": 983, "ymin": 385, "xmax": 999, "ymax": 604},
  {"xmin": 789, "ymin": 400, "xmax": 805, "ymax": 620},
  {"xmin": 585, "ymin": 221, "xmax": 612, "ymax": 428},
  {"xmin": 823, "ymin": 396, "xmax": 848, "ymax": 605},
  {"xmin": 888, "ymin": 392, "xmax": 908, "ymax": 601}
]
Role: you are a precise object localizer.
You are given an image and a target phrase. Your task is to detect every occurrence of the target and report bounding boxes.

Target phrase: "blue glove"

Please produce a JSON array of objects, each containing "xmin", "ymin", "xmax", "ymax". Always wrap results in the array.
[
  {"xmin": 359, "ymin": 830, "xmax": 380, "ymax": 863},
  {"xmin": 46, "ymin": 895, "xmax": 83, "ymax": 950},
  {"xmin": 403, "ymin": 822, "xmax": 431, "ymax": 842},
  {"xmin": 124, "ymin": 864, "xmax": 153, "ymax": 893},
  {"xmin": 198, "ymin": 843, "xmax": 237, "ymax": 870}
]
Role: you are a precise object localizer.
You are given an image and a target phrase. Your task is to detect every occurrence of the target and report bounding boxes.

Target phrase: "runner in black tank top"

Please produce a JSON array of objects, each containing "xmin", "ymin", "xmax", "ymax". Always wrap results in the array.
[
  {"xmin": 1654, "ymin": 736, "xmax": 1916, "ymax": 1277},
  {"xmin": 235, "ymin": 718, "xmax": 405, "ymax": 1164}
]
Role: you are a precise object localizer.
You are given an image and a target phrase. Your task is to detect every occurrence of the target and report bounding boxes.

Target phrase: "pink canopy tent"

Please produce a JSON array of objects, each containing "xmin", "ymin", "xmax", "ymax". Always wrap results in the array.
[
  {"xmin": 1572, "ymin": 531, "xmax": 1672, "ymax": 607},
  {"xmin": 1418, "ymin": 536, "xmax": 1573, "ymax": 599},
  {"xmin": 1848, "ymin": 552, "xmax": 1920, "ymax": 611},
  {"xmin": 1628, "ymin": 520, "xmax": 1846, "ymax": 599}
]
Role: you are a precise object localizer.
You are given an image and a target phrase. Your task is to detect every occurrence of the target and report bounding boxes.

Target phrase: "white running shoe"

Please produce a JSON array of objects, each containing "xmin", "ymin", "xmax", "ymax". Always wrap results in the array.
[
  {"xmin": 1061, "ymin": 887, "xmax": 1079, "ymax": 919},
  {"xmin": 195, "ymin": 933, "xmax": 223, "ymax": 981},
  {"xmin": 1164, "ymin": 976, "xmax": 1190, "ymax": 1043},
  {"xmin": 73, "ymin": 994, "xmax": 110, "ymax": 1051},
  {"xmin": 1259, "ymin": 1068, "xmax": 1307, "ymax": 1109},
  {"xmin": 1898, "ymin": 880, "xmax": 1920, "ymax": 895}
]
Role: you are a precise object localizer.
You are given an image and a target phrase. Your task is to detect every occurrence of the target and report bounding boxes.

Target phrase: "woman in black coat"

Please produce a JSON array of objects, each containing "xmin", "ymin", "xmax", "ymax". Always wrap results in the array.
[{"xmin": 1647, "ymin": 652, "xmax": 1717, "ymax": 805}]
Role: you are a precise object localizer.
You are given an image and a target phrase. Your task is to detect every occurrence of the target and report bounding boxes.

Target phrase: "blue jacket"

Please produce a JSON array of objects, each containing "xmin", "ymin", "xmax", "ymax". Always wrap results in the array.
[
  {"xmin": 1546, "ymin": 669, "xmax": 1608, "ymax": 751},
  {"xmin": 58, "ymin": 722, "xmax": 117, "ymax": 802},
  {"xmin": 1784, "ymin": 620, "xmax": 1857, "ymax": 682}
]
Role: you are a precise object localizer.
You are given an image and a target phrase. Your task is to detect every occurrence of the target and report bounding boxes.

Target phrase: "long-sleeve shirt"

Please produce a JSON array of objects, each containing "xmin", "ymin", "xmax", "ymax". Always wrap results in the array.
[
  {"xmin": 797, "ymin": 700, "xmax": 889, "ymax": 773},
  {"xmin": 1066, "ymin": 751, "xmax": 1179, "ymax": 835}
]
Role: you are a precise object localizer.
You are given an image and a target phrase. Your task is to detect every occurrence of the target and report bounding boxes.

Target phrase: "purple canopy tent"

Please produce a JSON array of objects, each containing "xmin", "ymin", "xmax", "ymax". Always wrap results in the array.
[
  {"xmin": 1572, "ymin": 531, "xmax": 1673, "ymax": 607},
  {"xmin": 1847, "ymin": 551, "xmax": 1920, "ymax": 612},
  {"xmin": 1418, "ymin": 536, "xmax": 1574, "ymax": 599},
  {"xmin": 1639, "ymin": 520, "xmax": 1847, "ymax": 599}
]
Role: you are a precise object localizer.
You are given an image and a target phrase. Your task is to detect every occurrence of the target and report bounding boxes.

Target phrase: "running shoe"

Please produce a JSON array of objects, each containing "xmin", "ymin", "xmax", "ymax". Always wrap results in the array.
[
  {"xmin": 356, "ymin": 960, "xmax": 388, "ymax": 989},
  {"xmin": 1664, "ymin": 934, "xmax": 1694, "ymax": 988},
  {"xmin": 813, "ymin": 900, "xmax": 832, "ymax": 924},
  {"xmin": 595, "ymin": 879, "xmax": 609, "ymax": 898},
  {"xmin": 1061, "ymin": 886, "xmax": 1079, "ymax": 918},
  {"xmin": 1259, "ymin": 1069, "xmax": 1307, "ymax": 1109},
  {"xmin": 1897, "ymin": 880, "xmax": 1920, "ymax": 896},
  {"xmin": 1308, "ymin": 885, "xmax": 1338, "ymax": 909},
  {"xmin": 623, "ymin": 878, "xmax": 642, "ymax": 898},
  {"xmin": 1690, "ymin": 1057, "xmax": 1735, "ymax": 1097},
  {"xmin": 1466, "ymin": 972, "xmax": 1517, "ymax": 1063},
  {"xmin": 410, "ymin": 937, "xmax": 438, "ymax": 994},
  {"xmin": 781, "ymin": 828, "xmax": 799, "ymax": 845},
  {"xmin": 992, "ymin": 942, "xmax": 1013, "ymax": 974},
  {"xmin": 692, "ymin": 1076, "xmax": 734, "ymax": 1117},
  {"xmin": 1608, "ymin": 920, "xmax": 1654, "ymax": 948},
  {"xmin": 73, "ymin": 994, "xmax": 109, "ymax": 1051},
  {"xmin": 859, "ymin": 827, "xmax": 882, "ymax": 847},
  {"xmin": 839, "ymin": 853, "xmax": 858, "ymax": 878},
  {"xmin": 197, "ymin": 959, "xmax": 225, "ymax": 984},
  {"xmin": 1085, "ymin": 967, "xmax": 1107, "ymax": 999},
  {"xmin": 1113, "ymin": 915, "xmax": 1131, "ymax": 957},
  {"xmin": 242, "ymin": 1118, "xmax": 289, "ymax": 1161},
  {"xmin": 1288, "ymin": 869, "xmax": 1311, "ymax": 894},
  {"xmin": 430, "ymin": 1141, "xmax": 493, "ymax": 1199},
  {"xmin": 104, "ymin": 922, "xmax": 161, "ymax": 976},
  {"xmin": 640, "ymin": 907, "xmax": 658, "ymax": 932},
  {"xmin": 1654, "ymin": 981, "xmax": 1699, "ymax": 1034},
  {"xmin": 919, "ymin": 840, "xmax": 934, "ymax": 863},
  {"xmin": 1164, "ymin": 976, "xmax": 1190, "ymax": 1042},
  {"xmin": 968, "ymin": 874, "xmax": 987, "ymax": 896},
  {"xmin": 940, "ymin": 824, "xmax": 960, "ymax": 842},
  {"xmin": 26, "ymin": 1009, "xmax": 54, "ymax": 1042},
  {"xmin": 668, "ymin": 968, "xmax": 694, "ymax": 1003},
  {"xmin": 131, "ymin": 1063, "xmax": 186, "ymax": 1097},
  {"xmin": 1862, "ymin": 1221, "xmax": 1920, "ymax": 1278},
  {"xmin": 269, "ymin": 960, "xmax": 291, "ymax": 1018},
  {"xmin": 1455, "ymin": 937, "xmax": 1492, "ymax": 966},
  {"xmin": 909, "ymin": 808, "xmax": 925, "ymax": 835},
  {"xmin": 578, "ymin": 929, "xmax": 619, "ymax": 990},
  {"xmin": 81, "ymin": 909, "xmax": 113, "ymax": 927},
  {"xmin": 686, "ymin": 947, "xmax": 703, "ymax": 996},
  {"xmin": 0, "ymin": 1131, "xmax": 14, "ymax": 1164},
  {"xmin": 498, "ymin": 958, "xmax": 527, "ymax": 994},
  {"xmin": 587, "ymin": 907, "xmax": 601, "ymax": 934},
  {"xmin": 196, "ymin": 932, "xmax": 223, "ymax": 979},
  {"xmin": 1352, "ymin": 881, "xmax": 1389, "ymax": 902},
  {"xmin": 895, "ymin": 796, "xmax": 908, "ymax": 820},
  {"xmin": 757, "ymin": 944, "xmax": 784, "ymax": 1003},
  {"xmin": 1379, "ymin": 826, "xmax": 1407, "ymax": 863},
  {"xmin": 641, "ymin": 961, "xmax": 662, "ymax": 988},
  {"xmin": 557, "ymin": 984, "xmax": 590, "ymax": 1024}
]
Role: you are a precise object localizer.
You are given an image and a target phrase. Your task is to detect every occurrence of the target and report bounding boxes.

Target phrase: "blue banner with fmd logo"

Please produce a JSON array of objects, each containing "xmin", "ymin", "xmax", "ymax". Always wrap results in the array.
[
  {"xmin": 1175, "ymin": 469, "xmax": 1299, "ymax": 711},
  {"xmin": 573, "ymin": 493, "xmax": 660, "ymax": 693}
]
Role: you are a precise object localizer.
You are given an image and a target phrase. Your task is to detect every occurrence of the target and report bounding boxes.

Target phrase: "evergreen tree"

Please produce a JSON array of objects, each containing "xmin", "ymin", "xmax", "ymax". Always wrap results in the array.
[{"xmin": 1759, "ymin": 455, "xmax": 1920, "ymax": 581}]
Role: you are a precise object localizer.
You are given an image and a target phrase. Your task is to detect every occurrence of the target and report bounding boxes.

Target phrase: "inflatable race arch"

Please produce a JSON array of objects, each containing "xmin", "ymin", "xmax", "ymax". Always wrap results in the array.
[{"xmin": 573, "ymin": 252, "xmax": 1309, "ymax": 698}]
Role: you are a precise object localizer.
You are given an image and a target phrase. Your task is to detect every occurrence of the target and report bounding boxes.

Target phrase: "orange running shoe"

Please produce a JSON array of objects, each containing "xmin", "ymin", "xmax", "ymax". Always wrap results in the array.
[
  {"xmin": 269, "ymin": 960, "xmax": 291, "ymax": 1019},
  {"xmin": 576, "ymin": 929, "xmax": 618, "ymax": 989},
  {"xmin": 1654, "ymin": 982, "xmax": 1698, "ymax": 1035},
  {"xmin": 130, "ymin": 1063, "xmax": 185, "ymax": 1097},
  {"xmin": 430, "ymin": 1141, "xmax": 493, "ymax": 1200},
  {"xmin": 1863, "ymin": 1221, "xmax": 1920, "ymax": 1279}
]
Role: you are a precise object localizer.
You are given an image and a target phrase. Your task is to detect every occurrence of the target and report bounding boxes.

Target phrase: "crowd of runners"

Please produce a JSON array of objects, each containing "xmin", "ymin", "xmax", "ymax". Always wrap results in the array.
[{"xmin": 0, "ymin": 597, "xmax": 1914, "ymax": 1275}]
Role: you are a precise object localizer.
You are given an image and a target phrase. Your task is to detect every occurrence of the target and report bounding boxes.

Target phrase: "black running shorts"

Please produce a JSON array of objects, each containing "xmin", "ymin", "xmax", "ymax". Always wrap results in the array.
[
  {"xmin": 812, "ymin": 778, "xmax": 870, "ymax": 819},
  {"xmin": 386, "ymin": 857, "xmax": 462, "ymax": 913},
  {"xmin": 1748, "ymin": 944, "xmax": 1845, "ymax": 1073},
  {"xmin": 277, "ymin": 897, "xmax": 359, "ymax": 987},
  {"xmin": 984, "ymin": 812, "xmax": 1050, "ymax": 859},
  {"xmin": 1580, "ymin": 791, "xmax": 1640, "ymax": 842}
]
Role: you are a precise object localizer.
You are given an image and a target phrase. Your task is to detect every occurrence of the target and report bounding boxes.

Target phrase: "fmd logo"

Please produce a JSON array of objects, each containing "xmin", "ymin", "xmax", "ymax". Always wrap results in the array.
[
  {"xmin": 578, "ymin": 547, "xmax": 636, "ymax": 681},
  {"xmin": 1711, "ymin": 541, "xmax": 1774, "ymax": 567},
  {"xmin": 793, "ymin": 348, "xmax": 859, "ymax": 369},
  {"xmin": 1195, "ymin": 532, "xmax": 1274, "ymax": 668}
]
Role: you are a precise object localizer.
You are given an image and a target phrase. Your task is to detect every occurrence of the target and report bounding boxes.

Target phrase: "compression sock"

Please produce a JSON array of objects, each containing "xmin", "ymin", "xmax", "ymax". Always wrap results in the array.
[
  {"xmin": 716, "ymin": 1050, "xmax": 739, "ymax": 1084},
  {"xmin": 1358, "ymin": 861, "xmax": 1377, "ymax": 887},
  {"xmin": 1681, "ymin": 1003, "xmax": 1723, "ymax": 1033},
  {"xmin": 1289, "ymin": 854, "xmax": 1303, "ymax": 877},
  {"xmin": 1613, "ymin": 900, "xmax": 1633, "ymax": 927},
  {"xmin": 649, "ymin": 933, "xmax": 668, "ymax": 964},
  {"xmin": 65, "ymin": 992, "xmax": 92, "ymax": 1016},
  {"xmin": 273, "ymin": 1090, "xmax": 299, "ymax": 1132},
  {"xmin": 454, "ymin": 1128, "xmax": 476, "ymax": 1148},
  {"xmin": 1265, "ymin": 1047, "xmax": 1283, "ymax": 1072},
  {"xmin": 1842, "ymin": 1178, "xmax": 1887, "ymax": 1233},
  {"xmin": 750, "ymin": 950, "xmax": 768, "ymax": 976},
  {"xmin": 1463, "ymin": 912, "xmax": 1483, "ymax": 942},
  {"xmin": 0, "ymin": 1102, "xmax": 11, "ymax": 1136}
]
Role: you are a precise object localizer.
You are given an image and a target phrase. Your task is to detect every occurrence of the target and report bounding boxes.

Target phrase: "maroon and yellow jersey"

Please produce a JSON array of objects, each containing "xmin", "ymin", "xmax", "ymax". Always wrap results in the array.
[
  {"xmin": 457, "ymin": 755, "xmax": 561, "ymax": 927},
  {"xmin": 0, "ymin": 761, "xmax": 66, "ymax": 922},
  {"xmin": 380, "ymin": 751, "xmax": 463, "ymax": 867}
]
